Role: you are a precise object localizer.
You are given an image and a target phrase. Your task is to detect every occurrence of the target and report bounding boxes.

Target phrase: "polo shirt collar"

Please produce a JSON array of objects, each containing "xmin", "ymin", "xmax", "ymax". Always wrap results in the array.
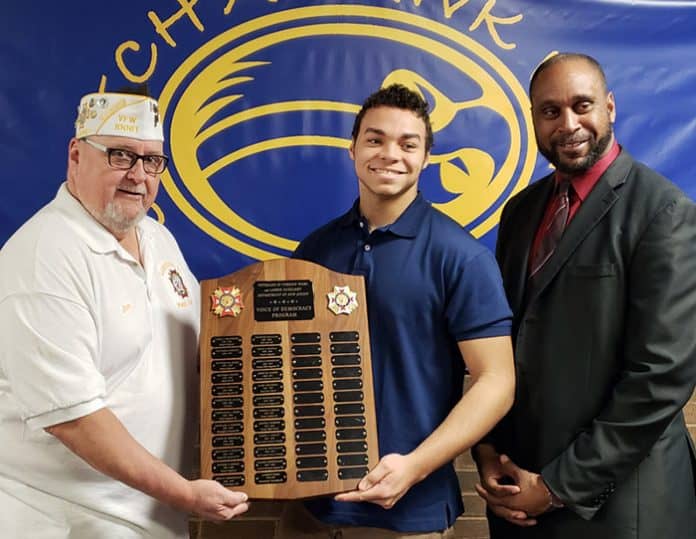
[
  {"xmin": 54, "ymin": 183, "xmax": 145, "ymax": 261},
  {"xmin": 339, "ymin": 192, "xmax": 429, "ymax": 238}
]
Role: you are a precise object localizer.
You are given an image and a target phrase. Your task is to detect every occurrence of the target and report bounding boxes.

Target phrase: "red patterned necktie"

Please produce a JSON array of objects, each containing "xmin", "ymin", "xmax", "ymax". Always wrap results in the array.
[{"xmin": 529, "ymin": 180, "xmax": 571, "ymax": 278}]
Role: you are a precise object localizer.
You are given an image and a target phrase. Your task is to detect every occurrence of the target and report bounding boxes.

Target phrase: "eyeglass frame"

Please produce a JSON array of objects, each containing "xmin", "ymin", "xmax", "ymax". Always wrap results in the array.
[{"xmin": 81, "ymin": 138, "xmax": 169, "ymax": 175}]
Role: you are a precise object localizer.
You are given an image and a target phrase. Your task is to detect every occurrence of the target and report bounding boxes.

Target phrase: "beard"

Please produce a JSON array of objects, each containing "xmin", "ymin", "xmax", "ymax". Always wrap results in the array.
[
  {"xmin": 539, "ymin": 128, "xmax": 613, "ymax": 176},
  {"xmin": 97, "ymin": 200, "xmax": 146, "ymax": 235}
]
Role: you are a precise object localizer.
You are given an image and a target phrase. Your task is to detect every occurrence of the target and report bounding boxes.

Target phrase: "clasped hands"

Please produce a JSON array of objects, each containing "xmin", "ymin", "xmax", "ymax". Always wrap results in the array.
[{"xmin": 475, "ymin": 448, "xmax": 557, "ymax": 527}]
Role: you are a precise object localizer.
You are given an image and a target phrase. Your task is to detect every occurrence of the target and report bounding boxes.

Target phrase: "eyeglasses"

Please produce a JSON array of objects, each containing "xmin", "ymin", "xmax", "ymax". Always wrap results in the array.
[{"xmin": 82, "ymin": 138, "xmax": 169, "ymax": 174}]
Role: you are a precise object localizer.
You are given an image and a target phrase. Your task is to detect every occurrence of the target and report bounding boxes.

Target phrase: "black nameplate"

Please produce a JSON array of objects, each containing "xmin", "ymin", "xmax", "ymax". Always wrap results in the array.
[
  {"xmin": 212, "ymin": 461, "xmax": 244, "ymax": 474},
  {"xmin": 336, "ymin": 428, "xmax": 367, "ymax": 440},
  {"xmin": 292, "ymin": 356, "xmax": 322, "ymax": 368},
  {"xmin": 337, "ymin": 454, "xmax": 369, "ymax": 467},
  {"xmin": 253, "ymin": 395, "xmax": 284, "ymax": 407},
  {"xmin": 253, "ymin": 407, "xmax": 284, "ymax": 419},
  {"xmin": 254, "ymin": 458, "xmax": 287, "ymax": 471},
  {"xmin": 335, "ymin": 416, "xmax": 365, "ymax": 427},
  {"xmin": 332, "ymin": 378, "xmax": 363, "ymax": 390},
  {"xmin": 212, "ymin": 372, "xmax": 243, "ymax": 384},
  {"xmin": 253, "ymin": 382, "xmax": 284, "ymax": 394},
  {"xmin": 291, "ymin": 344, "xmax": 322, "ymax": 356},
  {"xmin": 212, "ymin": 397, "xmax": 243, "ymax": 409},
  {"xmin": 295, "ymin": 443, "xmax": 327, "ymax": 455},
  {"xmin": 293, "ymin": 392, "xmax": 324, "ymax": 405},
  {"xmin": 297, "ymin": 469, "xmax": 329, "ymax": 482},
  {"xmin": 330, "ymin": 343, "xmax": 360, "ymax": 354},
  {"xmin": 293, "ymin": 380, "xmax": 323, "ymax": 392},
  {"xmin": 291, "ymin": 332, "xmax": 321, "ymax": 343},
  {"xmin": 252, "ymin": 345, "xmax": 283, "ymax": 357},
  {"xmin": 211, "ymin": 347, "xmax": 243, "ymax": 359},
  {"xmin": 212, "ymin": 422, "xmax": 244, "ymax": 434},
  {"xmin": 212, "ymin": 435, "xmax": 244, "ymax": 447},
  {"xmin": 295, "ymin": 430, "xmax": 326, "ymax": 442},
  {"xmin": 253, "ymin": 420, "xmax": 285, "ymax": 432},
  {"xmin": 294, "ymin": 418, "xmax": 326, "ymax": 430},
  {"xmin": 296, "ymin": 456, "xmax": 328, "ymax": 469},
  {"xmin": 211, "ymin": 360, "xmax": 242, "ymax": 371},
  {"xmin": 213, "ymin": 475, "xmax": 245, "ymax": 487},
  {"xmin": 254, "ymin": 445, "xmax": 286, "ymax": 458},
  {"xmin": 334, "ymin": 403, "xmax": 365, "ymax": 415},
  {"xmin": 212, "ymin": 448, "xmax": 244, "ymax": 461},
  {"xmin": 254, "ymin": 432, "xmax": 286, "ymax": 445},
  {"xmin": 336, "ymin": 441, "xmax": 368, "ymax": 453},
  {"xmin": 294, "ymin": 405, "xmax": 325, "ymax": 417},
  {"xmin": 333, "ymin": 391, "xmax": 364, "ymax": 403},
  {"xmin": 212, "ymin": 410, "xmax": 243, "ymax": 422},
  {"xmin": 331, "ymin": 355, "xmax": 361, "ymax": 366},
  {"xmin": 211, "ymin": 336, "xmax": 242, "ymax": 347},
  {"xmin": 212, "ymin": 384, "xmax": 243, "ymax": 396},
  {"xmin": 332, "ymin": 367, "xmax": 362, "ymax": 378},
  {"xmin": 251, "ymin": 334, "xmax": 282, "ymax": 345},
  {"xmin": 329, "ymin": 331, "xmax": 359, "ymax": 342},
  {"xmin": 338, "ymin": 467, "xmax": 369, "ymax": 480},
  {"xmin": 255, "ymin": 471, "xmax": 287, "ymax": 484},
  {"xmin": 252, "ymin": 370, "xmax": 283, "ymax": 381},
  {"xmin": 252, "ymin": 358, "xmax": 282, "ymax": 369},
  {"xmin": 292, "ymin": 368, "xmax": 322, "ymax": 380},
  {"xmin": 254, "ymin": 280, "xmax": 314, "ymax": 321}
]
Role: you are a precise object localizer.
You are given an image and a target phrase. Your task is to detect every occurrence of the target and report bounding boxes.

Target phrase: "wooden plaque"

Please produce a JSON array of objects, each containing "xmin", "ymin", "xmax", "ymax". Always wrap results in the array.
[{"xmin": 199, "ymin": 258, "xmax": 379, "ymax": 499}]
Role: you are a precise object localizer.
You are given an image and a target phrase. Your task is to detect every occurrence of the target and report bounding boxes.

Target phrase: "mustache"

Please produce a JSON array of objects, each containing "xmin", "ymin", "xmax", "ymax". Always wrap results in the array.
[{"xmin": 553, "ymin": 135, "xmax": 589, "ymax": 145}]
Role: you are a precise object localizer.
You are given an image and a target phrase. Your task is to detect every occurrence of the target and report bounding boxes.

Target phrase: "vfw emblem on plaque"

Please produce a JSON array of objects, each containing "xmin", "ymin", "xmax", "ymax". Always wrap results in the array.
[
  {"xmin": 327, "ymin": 285, "xmax": 358, "ymax": 315},
  {"xmin": 211, "ymin": 286, "xmax": 244, "ymax": 317}
]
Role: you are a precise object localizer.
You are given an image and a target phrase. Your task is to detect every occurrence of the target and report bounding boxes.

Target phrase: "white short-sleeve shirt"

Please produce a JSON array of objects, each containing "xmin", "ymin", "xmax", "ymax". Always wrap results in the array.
[{"xmin": 0, "ymin": 184, "xmax": 201, "ymax": 538}]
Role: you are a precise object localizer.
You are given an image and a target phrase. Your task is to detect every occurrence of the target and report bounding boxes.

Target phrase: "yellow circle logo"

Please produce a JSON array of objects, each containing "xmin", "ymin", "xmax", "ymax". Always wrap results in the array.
[{"xmin": 159, "ymin": 6, "xmax": 536, "ymax": 260}]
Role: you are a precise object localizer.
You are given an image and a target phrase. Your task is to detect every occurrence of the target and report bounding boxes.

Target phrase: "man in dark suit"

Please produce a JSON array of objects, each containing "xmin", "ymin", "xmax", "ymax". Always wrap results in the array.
[{"xmin": 474, "ymin": 52, "xmax": 696, "ymax": 538}]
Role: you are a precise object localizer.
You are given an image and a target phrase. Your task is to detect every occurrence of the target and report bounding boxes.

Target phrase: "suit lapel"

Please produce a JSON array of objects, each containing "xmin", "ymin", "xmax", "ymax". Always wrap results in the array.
[
  {"xmin": 525, "ymin": 151, "xmax": 633, "ymax": 306},
  {"xmin": 504, "ymin": 176, "xmax": 555, "ymax": 313}
]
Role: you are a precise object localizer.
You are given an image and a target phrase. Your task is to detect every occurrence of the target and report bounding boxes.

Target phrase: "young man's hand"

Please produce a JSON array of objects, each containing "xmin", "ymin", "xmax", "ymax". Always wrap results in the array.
[{"xmin": 334, "ymin": 453, "xmax": 422, "ymax": 509}]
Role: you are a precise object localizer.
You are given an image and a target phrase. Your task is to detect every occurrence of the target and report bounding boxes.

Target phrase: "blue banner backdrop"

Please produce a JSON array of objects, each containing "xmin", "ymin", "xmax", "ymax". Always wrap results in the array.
[{"xmin": 2, "ymin": 0, "xmax": 695, "ymax": 279}]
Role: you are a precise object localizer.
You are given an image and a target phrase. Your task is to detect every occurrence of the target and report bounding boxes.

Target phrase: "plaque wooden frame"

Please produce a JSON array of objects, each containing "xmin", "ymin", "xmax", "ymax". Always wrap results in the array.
[{"xmin": 199, "ymin": 258, "xmax": 379, "ymax": 499}]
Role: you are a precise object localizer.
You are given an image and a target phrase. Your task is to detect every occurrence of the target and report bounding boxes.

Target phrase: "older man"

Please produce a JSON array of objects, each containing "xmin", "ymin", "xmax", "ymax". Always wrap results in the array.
[
  {"xmin": 0, "ymin": 89, "xmax": 248, "ymax": 538},
  {"xmin": 475, "ymin": 53, "xmax": 696, "ymax": 538}
]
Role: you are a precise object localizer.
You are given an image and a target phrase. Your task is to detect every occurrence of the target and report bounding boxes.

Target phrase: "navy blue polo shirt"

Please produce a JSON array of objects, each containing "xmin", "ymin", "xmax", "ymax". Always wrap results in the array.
[{"xmin": 294, "ymin": 193, "xmax": 512, "ymax": 532}]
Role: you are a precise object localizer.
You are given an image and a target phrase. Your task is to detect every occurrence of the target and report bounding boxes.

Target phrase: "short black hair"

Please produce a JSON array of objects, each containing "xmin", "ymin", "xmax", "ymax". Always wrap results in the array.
[
  {"xmin": 351, "ymin": 84, "xmax": 433, "ymax": 152},
  {"xmin": 529, "ymin": 53, "xmax": 608, "ymax": 97}
]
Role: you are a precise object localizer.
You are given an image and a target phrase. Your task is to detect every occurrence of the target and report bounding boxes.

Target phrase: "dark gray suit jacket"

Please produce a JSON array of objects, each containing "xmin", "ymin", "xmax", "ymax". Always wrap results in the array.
[{"xmin": 489, "ymin": 151, "xmax": 696, "ymax": 539}]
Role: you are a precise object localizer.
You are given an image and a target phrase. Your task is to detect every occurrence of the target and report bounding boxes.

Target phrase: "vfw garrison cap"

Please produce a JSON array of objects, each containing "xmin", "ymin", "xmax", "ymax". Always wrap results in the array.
[{"xmin": 75, "ymin": 92, "xmax": 163, "ymax": 141}]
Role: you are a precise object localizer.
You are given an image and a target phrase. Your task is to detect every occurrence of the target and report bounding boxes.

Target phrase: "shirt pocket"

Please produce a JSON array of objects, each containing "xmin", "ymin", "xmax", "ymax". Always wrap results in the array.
[{"xmin": 567, "ymin": 263, "xmax": 617, "ymax": 278}]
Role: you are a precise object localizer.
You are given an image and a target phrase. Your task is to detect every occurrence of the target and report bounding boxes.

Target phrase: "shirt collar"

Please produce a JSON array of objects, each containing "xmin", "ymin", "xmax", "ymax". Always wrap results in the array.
[
  {"xmin": 557, "ymin": 139, "xmax": 621, "ymax": 201},
  {"xmin": 54, "ymin": 182, "xmax": 145, "ymax": 260},
  {"xmin": 339, "ymin": 192, "xmax": 429, "ymax": 238}
]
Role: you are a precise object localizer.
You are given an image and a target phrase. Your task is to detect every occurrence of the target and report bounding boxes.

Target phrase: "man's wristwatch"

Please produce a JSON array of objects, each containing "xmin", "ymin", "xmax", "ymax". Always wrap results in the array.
[
  {"xmin": 542, "ymin": 479, "xmax": 564, "ymax": 510},
  {"xmin": 549, "ymin": 490, "xmax": 564, "ymax": 509}
]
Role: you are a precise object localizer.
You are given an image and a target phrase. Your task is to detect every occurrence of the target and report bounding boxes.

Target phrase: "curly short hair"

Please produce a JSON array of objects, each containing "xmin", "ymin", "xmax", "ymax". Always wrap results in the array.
[{"xmin": 351, "ymin": 84, "xmax": 433, "ymax": 152}]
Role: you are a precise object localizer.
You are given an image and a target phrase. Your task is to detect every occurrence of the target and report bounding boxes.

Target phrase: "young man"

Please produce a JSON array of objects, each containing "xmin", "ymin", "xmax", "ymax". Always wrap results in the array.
[
  {"xmin": 0, "ymin": 89, "xmax": 248, "ymax": 538},
  {"xmin": 475, "ymin": 53, "xmax": 696, "ymax": 539},
  {"xmin": 276, "ymin": 84, "xmax": 515, "ymax": 537}
]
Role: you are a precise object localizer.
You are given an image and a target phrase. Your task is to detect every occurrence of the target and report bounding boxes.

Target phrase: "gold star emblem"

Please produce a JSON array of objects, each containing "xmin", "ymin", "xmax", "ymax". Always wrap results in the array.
[{"xmin": 327, "ymin": 285, "xmax": 358, "ymax": 315}]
